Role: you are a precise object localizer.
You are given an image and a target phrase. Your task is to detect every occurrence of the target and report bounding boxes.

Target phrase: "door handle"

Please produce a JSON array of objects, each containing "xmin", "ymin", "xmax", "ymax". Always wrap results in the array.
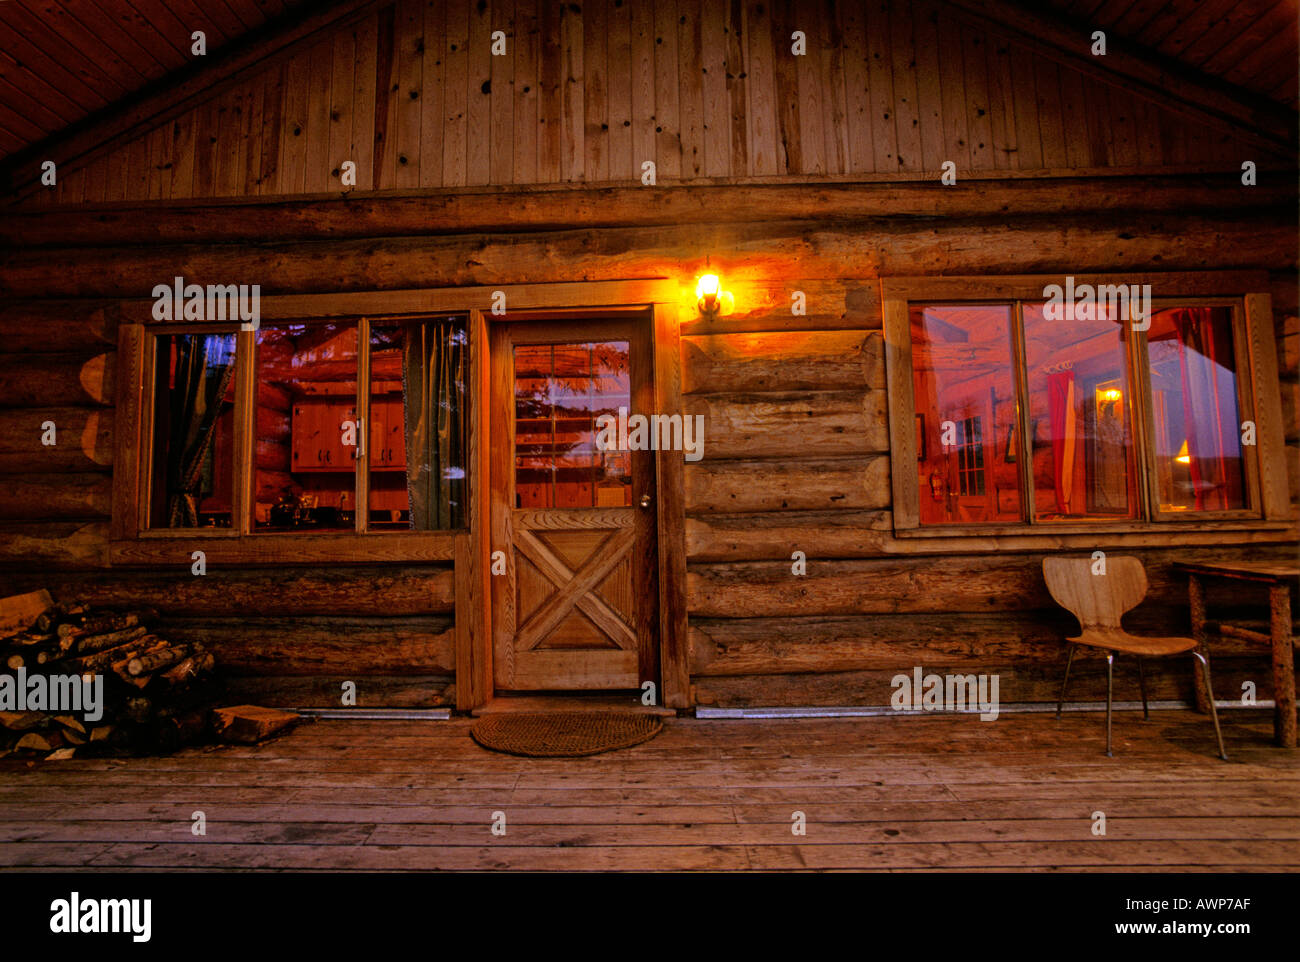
[{"xmin": 639, "ymin": 494, "xmax": 652, "ymax": 509}]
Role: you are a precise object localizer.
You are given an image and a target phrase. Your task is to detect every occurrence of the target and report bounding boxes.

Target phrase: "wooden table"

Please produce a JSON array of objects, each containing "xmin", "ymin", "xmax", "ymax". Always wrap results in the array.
[{"xmin": 1174, "ymin": 561, "xmax": 1299, "ymax": 748}]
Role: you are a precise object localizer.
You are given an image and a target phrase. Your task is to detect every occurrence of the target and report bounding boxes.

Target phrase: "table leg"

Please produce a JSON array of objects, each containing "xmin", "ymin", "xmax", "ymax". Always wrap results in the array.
[
  {"xmin": 1189, "ymin": 574, "xmax": 1210, "ymax": 714},
  {"xmin": 1270, "ymin": 584, "xmax": 1296, "ymax": 749}
]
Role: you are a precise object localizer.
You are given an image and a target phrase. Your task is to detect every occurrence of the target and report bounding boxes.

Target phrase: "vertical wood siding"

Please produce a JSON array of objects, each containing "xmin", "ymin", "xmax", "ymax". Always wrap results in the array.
[{"xmin": 28, "ymin": 0, "xmax": 1265, "ymax": 207}]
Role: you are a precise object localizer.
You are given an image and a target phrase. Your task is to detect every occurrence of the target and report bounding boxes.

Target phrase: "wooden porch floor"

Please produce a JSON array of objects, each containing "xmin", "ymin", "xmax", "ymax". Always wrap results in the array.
[{"xmin": 2, "ymin": 709, "xmax": 1298, "ymax": 872}]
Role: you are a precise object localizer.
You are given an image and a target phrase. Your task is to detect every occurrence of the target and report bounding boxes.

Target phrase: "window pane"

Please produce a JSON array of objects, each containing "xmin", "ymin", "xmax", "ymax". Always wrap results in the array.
[
  {"xmin": 514, "ymin": 341, "xmax": 632, "ymax": 509},
  {"xmin": 911, "ymin": 305, "xmax": 1022, "ymax": 524},
  {"xmin": 1022, "ymin": 303, "xmax": 1138, "ymax": 521},
  {"xmin": 255, "ymin": 322, "xmax": 358, "ymax": 531},
  {"xmin": 1147, "ymin": 306, "xmax": 1246, "ymax": 513},
  {"xmin": 149, "ymin": 333, "xmax": 237, "ymax": 528},
  {"xmin": 369, "ymin": 317, "xmax": 468, "ymax": 530}
]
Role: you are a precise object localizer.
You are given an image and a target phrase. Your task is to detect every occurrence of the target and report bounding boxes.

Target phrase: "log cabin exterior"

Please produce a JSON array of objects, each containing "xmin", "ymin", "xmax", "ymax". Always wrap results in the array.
[{"xmin": 0, "ymin": 0, "xmax": 1296, "ymax": 717}]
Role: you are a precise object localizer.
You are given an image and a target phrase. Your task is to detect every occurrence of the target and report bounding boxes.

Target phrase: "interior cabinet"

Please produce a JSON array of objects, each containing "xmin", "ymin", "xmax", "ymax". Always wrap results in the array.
[
  {"xmin": 291, "ymin": 398, "xmax": 356, "ymax": 473},
  {"xmin": 291, "ymin": 394, "xmax": 405, "ymax": 472}
]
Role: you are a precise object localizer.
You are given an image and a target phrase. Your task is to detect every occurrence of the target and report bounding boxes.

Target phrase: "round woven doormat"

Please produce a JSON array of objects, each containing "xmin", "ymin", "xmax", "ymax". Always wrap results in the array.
[{"xmin": 470, "ymin": 712, "xmax": 663, "ymax": 757}]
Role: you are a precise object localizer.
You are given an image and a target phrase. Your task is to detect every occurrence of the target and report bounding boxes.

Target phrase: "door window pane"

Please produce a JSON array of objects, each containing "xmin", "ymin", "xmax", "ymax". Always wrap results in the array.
[
  {"xmin": 911, "ymin": 305, "xmax": 1022, "ymax": 524},
  {"xmin": 255, "ymin": 322, "xmax": 357, "ymax": 531},
  {"xmin": 369, "ymin": 317, "xmax": 468, "ymax": 530},
  {"xmin": 1146, "ymin": 306, "xmax": 1246, "ymax": 513},
  {"xmin": 514, "ymin": 341, "xmax": 631, "ymax": 509},
  {"xmin": 1022, "ymin": 303, "xmax": 1138, "ymax": 521},
  {"xmin": 148, "ymin": 333, "xmax": 237, "ymax": 528}
]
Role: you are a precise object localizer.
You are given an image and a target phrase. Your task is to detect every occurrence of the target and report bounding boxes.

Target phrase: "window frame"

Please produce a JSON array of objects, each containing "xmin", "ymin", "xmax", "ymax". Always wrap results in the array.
[
  {"xmin": 110, "ymin": 280, "xmax": 681, "ymax": 567},
  {"xmin": 118, "ymin": 313, "xmax": 466, "ymax": 564},
  {"xmin": 882, "ymin": 272, "xmax": 1291, "ymax": 538}
]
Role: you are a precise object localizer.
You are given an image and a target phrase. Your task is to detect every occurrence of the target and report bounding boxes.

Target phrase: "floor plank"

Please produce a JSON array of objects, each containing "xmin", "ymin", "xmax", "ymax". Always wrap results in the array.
[{"xmin": 0, "ymin": 710, "xmax": 1295, "ymax": 871}]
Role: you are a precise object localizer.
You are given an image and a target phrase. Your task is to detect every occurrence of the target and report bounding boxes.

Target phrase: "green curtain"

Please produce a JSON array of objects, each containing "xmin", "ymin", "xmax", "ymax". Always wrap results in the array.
[
  {"xmin": 166, "ymin": 334, "xmax": 236, "ymax": 527},
  {"xmin": 402, "ymin": 319, "xmax": 467, "ymax": 529}
]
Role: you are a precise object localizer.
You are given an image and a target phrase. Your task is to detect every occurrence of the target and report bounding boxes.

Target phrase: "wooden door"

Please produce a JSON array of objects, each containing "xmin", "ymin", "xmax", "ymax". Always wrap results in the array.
[{"xmin": 490, "ymin": 317, "xmax": 659, "ymax": 691}]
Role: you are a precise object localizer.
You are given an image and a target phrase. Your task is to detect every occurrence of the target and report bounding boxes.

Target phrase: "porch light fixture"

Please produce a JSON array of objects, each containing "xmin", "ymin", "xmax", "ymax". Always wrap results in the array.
[{"xmin": 695, "ymin": 273, "xmax": 734, "ymax": 317}]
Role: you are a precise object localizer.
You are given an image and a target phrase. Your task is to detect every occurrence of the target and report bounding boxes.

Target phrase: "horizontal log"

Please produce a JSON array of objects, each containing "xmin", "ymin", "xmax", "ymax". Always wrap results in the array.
[
  {"xmin": 0, "ymin": 408, "xmax": 113, "ymax": 473},
  {"xmin": 257, "ymin": 407, "xmax": 291, "ymax": 438},
  {"xmin": 163, "ymin": 616, "xmax": 456, "ymax": 675},
  {"xmin": 0, "ymin": 473, "xmax": 111, "ymax": 520},
  {"xmin": 0, "ymin": 352, "xmax": 114, "ymax": 408},
  {"xmin": 0, "ymin": 301, "xmax": 118, "ymax": 353},
  {"xmin": 3, "ymin": 176, "xmax": 1295, "ymax": 246},
  {"xmin": 221, "ymin": 674, "xmax": 454, "ymax": 708},
  {"xmin": 687, "ymin": 511, "xmax": 893, "ymax": 561},
  {"xmin": 0, "ymin": 566, "xmax": 455, "ymax": 617},
  {"xmin": 682, "ymin": 331, "xmax": 882, "ymax": 395},
  {"xmin": 256, "ymin": 438, "xmax": 290, "ymax": 471},
  {"xmin": 687, "ymin": 511, "xmax": 1300, "ymax": 561},
  {"xmin": 690, "ymin": 613, "xmax": 1076, "ymax": 676},
  {"xmin": 677, "ymin": 282, "xmax": 881, "ymax": 335},
  {"xmin": 0, "ymin": 522, "xmax": 108, "ymax": 568},
  {"xmin": 685, "ymin": 456, "xmax": 890, "ymax": 513},
  {"xmin": 2, "ymin": 213, "xmax": 1295, "ymax": 298},
  {"xmin": 688, "ymin": 608, "xmax": 1268, "ymax": 677},
  {"xmin": 691, "ymin": 657, "xmax": 1269, "ymax": 708},
  {"xmin": 687, "ymin": 546, "xmax": 1300, "ymax": 618},
  {"xmin": 685, "ymin": 391, "xmax": 888, "ymax": 459}
]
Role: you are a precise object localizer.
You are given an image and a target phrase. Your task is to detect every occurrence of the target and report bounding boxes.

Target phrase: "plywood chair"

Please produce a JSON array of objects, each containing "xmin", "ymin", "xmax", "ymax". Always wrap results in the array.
[{"xmin": 1042, "ymin": 556, "xmax": 1227, "ymax": 760}]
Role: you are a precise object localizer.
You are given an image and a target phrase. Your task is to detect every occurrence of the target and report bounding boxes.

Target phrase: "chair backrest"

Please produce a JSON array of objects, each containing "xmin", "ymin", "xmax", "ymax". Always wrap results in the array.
[{"xmin": 1042, "ymin": 556, "xmax": 1149, "ymax": 631}]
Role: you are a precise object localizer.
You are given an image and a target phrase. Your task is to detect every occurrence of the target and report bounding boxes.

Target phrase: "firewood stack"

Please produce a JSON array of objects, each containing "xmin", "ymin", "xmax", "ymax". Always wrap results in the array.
[{"xmin": 0, "ymin": 597, "xmax": 223, "ymax": 759}]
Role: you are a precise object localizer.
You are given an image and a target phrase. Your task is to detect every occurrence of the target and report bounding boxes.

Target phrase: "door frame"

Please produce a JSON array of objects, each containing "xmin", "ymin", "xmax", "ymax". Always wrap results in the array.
[{"xmin": 456, "ymin": 281, "xmax": 689, "ymax": 711}]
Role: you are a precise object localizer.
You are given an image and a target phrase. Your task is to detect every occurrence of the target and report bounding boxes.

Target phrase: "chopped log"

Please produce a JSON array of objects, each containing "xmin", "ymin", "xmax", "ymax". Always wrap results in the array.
[
  {"xmin": 0, "ymin": 589, "xmax": 54, "ymax": 637},
  {"xmin": 45, "ymin": 747, "xmax": 77, "ymax": 760},
  {"xmin": 160, "ymin": 652, "xmax": 216, "ymax": 686},
  {"xmin": 35, "ymin": 602, "xmax": 88, "ymax": 633},
  {"xmin": 76, "ymin": 624, "xmax": 148, "ymax": 654},
  {"xmin": 0, "ymin": 710, "xmax": 47, "ymax": 731},
  {"xmin": 64, "ymin": 636, "xmax": 160, "ymax": 673},
  {"xmin": 111, "ymin": 637, "xmax": 169, "ymax": 682},
  {"xmin": 15, "ymin": 731, "xmax": 64, "ymax": 752},
  {"xmin": 60, "ymin": 608, "xmax": 156, "ymax": 641},
  {"xmin": 89, "ymin": 725, "xmax": 114, "ymax": 743},
  {"xmin": 128, "ymin": 644, "xmax": 193, "ymax": 677},
  {"xmin": 211, "ymin": 705, "xmax": 299, "ymax": 744},
  {"xmin": 53, "ymin": 715, "xmax": 86, "ymax": 735},
  {"xmin": 5, "ymin": 653, "xmax": 25, "ymax": 670}
]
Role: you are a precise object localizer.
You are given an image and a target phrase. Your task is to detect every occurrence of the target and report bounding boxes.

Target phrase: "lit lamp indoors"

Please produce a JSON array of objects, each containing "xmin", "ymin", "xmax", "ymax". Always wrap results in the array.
[{"xmin": 695, "ymin": 272, "xmax": 734, "ymax": 317}]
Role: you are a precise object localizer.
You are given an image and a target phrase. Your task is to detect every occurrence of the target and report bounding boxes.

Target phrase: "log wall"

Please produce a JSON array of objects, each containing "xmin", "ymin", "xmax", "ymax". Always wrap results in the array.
[
  {"xmin": 14, "ymin": 0, "xmax": 1290, "ymax": 208},
  {"xmin": 0, "ymin": 178, "xmax": 1295, "ymax": 708}
]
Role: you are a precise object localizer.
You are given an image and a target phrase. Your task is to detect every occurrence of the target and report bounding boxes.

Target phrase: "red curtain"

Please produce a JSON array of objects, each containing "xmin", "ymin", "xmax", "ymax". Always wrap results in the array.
[
  {"xmin": 1048, "ymin": 369, "xmax": 1075, "ymax": 514},
  {"xmin": 1171, "ymin": 308, "xmax": 1239, "ymax": 511}
]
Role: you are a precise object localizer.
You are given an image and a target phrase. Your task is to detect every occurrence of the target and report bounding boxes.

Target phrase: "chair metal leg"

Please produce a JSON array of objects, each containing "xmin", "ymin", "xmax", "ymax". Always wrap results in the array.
[
  {"xmin": 1193, "ymin": 650, "xmax": 1228, "ymax": 762},
  {"xmin": 1137, "ymin": 657, "xmax": 1149, "ymax": 720},
  {"xmin": 1056, "ymin": 644, "xmax": 1077, "ymax": 720},
  {"xmin": 1105, "ymin": 652, "xmax": 1114, "ymax": 757}
]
